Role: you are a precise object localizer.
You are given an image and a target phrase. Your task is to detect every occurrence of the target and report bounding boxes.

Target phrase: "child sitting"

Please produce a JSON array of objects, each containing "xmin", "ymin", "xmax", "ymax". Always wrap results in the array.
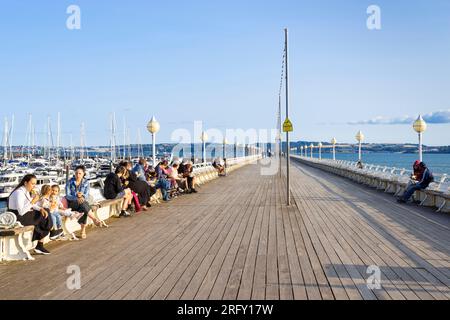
[
  {"xmin": 49, "ymin": 185, "xmax": 83, "ymax": 239},
  {"xmin": 36, "ymin": 185, "xmax": 64, "ymax": 240}
]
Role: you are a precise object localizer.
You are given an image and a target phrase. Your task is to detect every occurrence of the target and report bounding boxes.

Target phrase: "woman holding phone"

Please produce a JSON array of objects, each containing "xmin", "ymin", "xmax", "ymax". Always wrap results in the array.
[{"xmin": 8, "ymin": 174, "xmax": 53, "ymax": 255}]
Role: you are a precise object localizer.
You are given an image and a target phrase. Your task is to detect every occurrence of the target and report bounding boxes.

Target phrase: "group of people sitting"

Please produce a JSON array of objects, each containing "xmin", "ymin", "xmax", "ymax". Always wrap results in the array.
[
  {"xmin": 5, "ymin": 158, "xmax": 203, "ymax": 256},
  {"xmin": 103, "ymin": 158, "xmax": 200, "ymax": 216},
  {"xmin": 7, "ymin": 165, "xmax": 105, "ymax": 255}
]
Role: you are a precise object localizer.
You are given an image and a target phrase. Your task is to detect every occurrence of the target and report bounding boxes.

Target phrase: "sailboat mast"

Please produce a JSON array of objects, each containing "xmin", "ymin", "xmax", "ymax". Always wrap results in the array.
[
  {"xmin": 137, "ymin": 128, "xmax": 143, "ymax": 159},
  {"xmin": 46, "ymin": 116, "xmax": 52, "ymax": 159},
  {"xmin": 57, "ymin": 112, "xmax": 61, "ymax": 161},
  {"xmin": 31, "ymin": 123, "xmax": 35, "ymax": 157},
  {"xmin": 80, "ymin": 122, "xmax": 85, "ymax": 160},
  {"xmin": 127, "ymin": 127, "xmax": 131, "ymax": 160},
  {"xmin": 123, "ymin": 117, "xmax": 126, "ymax": 160},
  {"xmin": 9, "ymin": 114, "xmax": 14, "ymax": 160},
  {"xmin": 2, "ymin": 117, "xmax": 8, "ymax": 162}
]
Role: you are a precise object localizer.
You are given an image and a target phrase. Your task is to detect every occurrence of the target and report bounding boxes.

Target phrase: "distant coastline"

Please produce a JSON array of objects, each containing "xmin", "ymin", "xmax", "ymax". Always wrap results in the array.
[{"xmin": 1, "ymin": 142, "xmax": 450, "ymax": 157}]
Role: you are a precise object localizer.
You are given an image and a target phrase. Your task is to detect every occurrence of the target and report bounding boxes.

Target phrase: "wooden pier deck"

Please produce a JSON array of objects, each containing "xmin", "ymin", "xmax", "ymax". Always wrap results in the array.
[{"xmin": 1, "ymin": 161, "xmax": 449, "ymax": 300}]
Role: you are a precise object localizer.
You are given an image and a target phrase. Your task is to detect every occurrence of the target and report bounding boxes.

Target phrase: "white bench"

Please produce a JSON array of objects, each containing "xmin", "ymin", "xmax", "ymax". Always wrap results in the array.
[
  {"xmin": 291, "ymin": 155, "xmax": 450, "ymax": 213},
  {"xmin": 0, "ymin": 226, "xmax": 35, "ymax": 261}
]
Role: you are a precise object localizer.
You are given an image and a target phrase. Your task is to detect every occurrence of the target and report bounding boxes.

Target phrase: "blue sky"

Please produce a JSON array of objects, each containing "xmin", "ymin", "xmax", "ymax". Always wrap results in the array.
[{"xmin": 0, "ymin": 0, "xmax": 449, "ymax": 146}]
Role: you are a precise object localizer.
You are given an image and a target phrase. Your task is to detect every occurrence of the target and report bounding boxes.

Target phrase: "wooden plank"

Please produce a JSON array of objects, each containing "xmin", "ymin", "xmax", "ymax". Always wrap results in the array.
[
  {"xmin": 265, "ymin": 173, "xmax": 280, "ymax": 300},
  {"xmin": 291, "ymin": 161, "xmax": 450, "ymax": 300},
  {"xmin": 175, "ymin": 179, "xmax": 266, "ymax": 300},
  {"xmin": 206, "ymin": 181, "xmax": 267, "ymax": 300}
]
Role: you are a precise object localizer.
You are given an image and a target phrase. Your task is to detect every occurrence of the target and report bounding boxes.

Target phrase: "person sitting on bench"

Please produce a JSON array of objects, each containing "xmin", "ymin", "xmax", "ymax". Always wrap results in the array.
[
  {"xmin": 397, "ymin": 162, "xmax": 434, "ymax": 203},
  {"xmin": 8, "ymin": 174, "xmax": 53, "ymax": 255},
  {"xmin": 212, "ymin": 158, "xmax": 226, "ymax": 176},
  {"xmin": 104, "ymin": 166, "xmax": 133, "ymax": 217}
]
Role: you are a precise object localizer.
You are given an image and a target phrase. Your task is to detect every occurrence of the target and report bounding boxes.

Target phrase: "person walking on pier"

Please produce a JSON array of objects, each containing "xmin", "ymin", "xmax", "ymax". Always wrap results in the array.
[
  {"xmin": 398, "ymin": 161, "xmax": 434, "ymax": 203},
  {"xmin": 7, "ymin": 174, "xmax": 53, "ymax": 255}
]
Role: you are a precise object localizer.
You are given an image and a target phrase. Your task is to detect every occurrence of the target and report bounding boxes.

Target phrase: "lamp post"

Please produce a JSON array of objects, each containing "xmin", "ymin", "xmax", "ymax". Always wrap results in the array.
[
  {"xmin": 310, "ymin": 143, "xmax": 314, "ymax": 159},
  {"xmin": 201, "ymin": 131, "xmax": 208, "ymax": 164},
  {"xmin": 331, "ymin": 137, "xmax": 337, "ymax": 161},
  {"xmin": 413, "ymin": 115, "xmax": 427, "ymax": 162},
  {"xmin": 223, "ymin": 137, "xmax": 228, "ymax": 160},
  {"xmin": 355, "ymin": 130, "xmax": 364, "ymax": 162},
  {"xmin": 223, "ymin": 137, "xmax": 228, "ymax": 175},
  {"xmin": 318, "ymin": 142, "xmax": 323, "ymax": 160},
  {"xmin": 146, "ymin": 116, "xmax": 160, "ymax": 166}
]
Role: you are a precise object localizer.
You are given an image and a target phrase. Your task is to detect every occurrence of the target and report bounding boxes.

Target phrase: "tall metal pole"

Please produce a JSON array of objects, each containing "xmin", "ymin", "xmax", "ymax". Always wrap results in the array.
[
  {"xmin": 285, "ymin": 28, "xmax": 291, "ymax": 206},
  {"xmin": 202, "ymin": 140, "xmax": 206, "ymax": 164},
  {"xmin": 278, "ymin": 95, "xmax": 282, "ymax": 178},
  {"xmin": 223, "ymin": 141, "xmax": 226, "ymax": 160},
  {"xmin": 358, "ymin": 140, "xmax": 362, "ymax": 162},
  {"xmin": 418, "ymin": 132, "xmax": 423, "ymax": 162},
  {"xmin": 152, "ymin": 133, "xmax": 156, "ymax": 166}
]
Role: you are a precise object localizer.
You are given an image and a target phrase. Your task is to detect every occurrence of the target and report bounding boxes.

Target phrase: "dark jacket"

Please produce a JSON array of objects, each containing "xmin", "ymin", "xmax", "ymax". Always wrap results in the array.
[
  {"xmin": 104, "ymin": 173, "xmax": 124, "ymax": 200},
  {"xmin": 418, "ymin": 167, "xmax": 433, "ymax": 188},
  {"xmin": 124, "ymin": 169, "xmax": 153, "ymax": 206}
]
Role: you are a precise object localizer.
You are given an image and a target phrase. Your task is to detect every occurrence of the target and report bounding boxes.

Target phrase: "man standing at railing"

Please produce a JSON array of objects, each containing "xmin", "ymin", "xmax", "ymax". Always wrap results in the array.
[{"xmin": 397, "ymin": 162, "xmax": 434, "ymax": 203}]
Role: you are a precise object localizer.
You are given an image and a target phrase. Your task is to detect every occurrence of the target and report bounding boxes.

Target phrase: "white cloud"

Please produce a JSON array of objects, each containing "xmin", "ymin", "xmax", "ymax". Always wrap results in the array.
[{"xmin": 348, "ymin": 109, "xmax": 450, "ymax": 125}]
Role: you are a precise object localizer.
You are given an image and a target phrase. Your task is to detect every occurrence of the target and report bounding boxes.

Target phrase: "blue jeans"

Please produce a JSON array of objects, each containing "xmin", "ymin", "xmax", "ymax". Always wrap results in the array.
[
  {"xmin": 155, "ymin": 179, "xmax": 171, "ymax": 201},
  {"xmin": 50, "ymin": 212, "xmax": 63, "ymax": 229},
  {"xmin": 402, "ymin": 183, "xmax": 426, "ymax": 202}
]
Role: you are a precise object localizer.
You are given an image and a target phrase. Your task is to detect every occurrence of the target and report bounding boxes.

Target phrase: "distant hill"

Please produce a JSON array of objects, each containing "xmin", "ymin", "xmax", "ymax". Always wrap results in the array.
[{"xmin": 287, "ymin": 141, "xmax": 450, "ymax": 154}]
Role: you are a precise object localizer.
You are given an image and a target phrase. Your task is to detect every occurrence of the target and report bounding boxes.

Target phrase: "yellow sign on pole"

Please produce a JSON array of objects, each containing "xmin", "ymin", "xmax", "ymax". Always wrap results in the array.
[{"xmin": 283, "ymin": 118, "xmax": 293, "ymax": 132}]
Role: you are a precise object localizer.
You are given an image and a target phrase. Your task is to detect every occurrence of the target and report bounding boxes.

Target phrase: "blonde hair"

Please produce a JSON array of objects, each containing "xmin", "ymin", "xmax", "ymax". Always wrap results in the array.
[{"xmin": 40, "ymin": 184, "xmax": 52, "ymax": 197}]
